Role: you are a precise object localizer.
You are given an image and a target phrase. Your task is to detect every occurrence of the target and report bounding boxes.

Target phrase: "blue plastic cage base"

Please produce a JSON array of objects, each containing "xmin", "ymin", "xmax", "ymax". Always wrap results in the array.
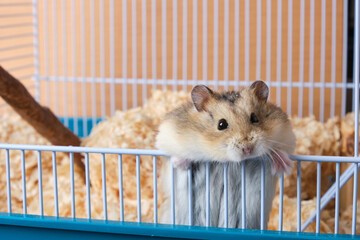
[
  {"xmin": 0, "ymin": 213, "xmax": 356, "ymax": 240},
  {"xmin": 59, "ymin": 117, "xmax": 103, "ymax": 138}
]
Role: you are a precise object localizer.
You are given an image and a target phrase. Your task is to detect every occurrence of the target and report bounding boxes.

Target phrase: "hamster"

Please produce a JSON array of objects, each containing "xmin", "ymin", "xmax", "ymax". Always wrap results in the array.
[{"xmin": 156, "ymin": 81, "xmax": 296, "ymax": 229}]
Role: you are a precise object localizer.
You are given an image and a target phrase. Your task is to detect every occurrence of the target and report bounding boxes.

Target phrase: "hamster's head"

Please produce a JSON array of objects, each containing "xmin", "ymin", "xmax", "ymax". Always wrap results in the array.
[{"xmin": 156, "ymin": 81, "xmax": 296, "ymax": 172}]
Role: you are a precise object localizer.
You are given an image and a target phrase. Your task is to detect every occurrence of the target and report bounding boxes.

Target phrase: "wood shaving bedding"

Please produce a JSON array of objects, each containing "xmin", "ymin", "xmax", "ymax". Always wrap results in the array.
[
  {"xmin": 333, "ymin": 200, "xmax": 360, "ymax": 234},
  {"xmin": 81, "ymin": 90, "xmax": 189, "ymax": 222},
  {"xmin": 268, "ymin": 195, "xmax": 360, "ymax": 234},
  {"xmin": 0, "ymin": 89, "xmax": 353, "ymax": 233},
  {"xmin": 0, "ymin": 111, "xmax": 79, "ymax": 216},
  {"xmin": 267, "ymin": 195, "xmax": 333, "ymax": 233},
  {"xmin": 277, "ymin": 116, "xmax": 341, "ymax": 201},
  {"xmin": 341, "ymin": 112, "xmax": 358, "ymax": 156}
]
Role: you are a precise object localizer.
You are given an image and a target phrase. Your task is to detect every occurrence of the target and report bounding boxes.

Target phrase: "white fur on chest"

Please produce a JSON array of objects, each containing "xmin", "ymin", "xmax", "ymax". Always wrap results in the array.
[{"xmin": 160, "ymin": 157, "xmax": 278, "ymax": 229}]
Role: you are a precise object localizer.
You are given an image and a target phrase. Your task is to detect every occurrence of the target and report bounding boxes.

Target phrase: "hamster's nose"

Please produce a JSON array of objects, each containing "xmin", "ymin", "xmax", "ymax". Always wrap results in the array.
[{"xmin": 242, "ymin": 145, "xmax": 253, "ymax": 156}]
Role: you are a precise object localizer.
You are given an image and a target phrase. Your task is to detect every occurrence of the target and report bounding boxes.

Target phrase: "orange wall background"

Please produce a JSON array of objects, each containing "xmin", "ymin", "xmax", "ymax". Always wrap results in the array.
[{"xmin": 1, "ymin": 0, "xmax": 346, "ymax": 120}]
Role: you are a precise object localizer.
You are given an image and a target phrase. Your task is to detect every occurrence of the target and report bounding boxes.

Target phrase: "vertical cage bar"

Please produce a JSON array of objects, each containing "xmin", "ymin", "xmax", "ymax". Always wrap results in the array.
[
  {"xmin": 101, "ymin": 153, "xmax": 107, "ymax": 220},
  {"xmin": 335, "ymin": 162, "xmax": 340, "ymax": 234},
  {"xmin": 122, "ymin": 0, "xmax": 128, "ymax": 110},
  {"xmin": 141, "ymin": 0, "xmax": 147, "ymax": 97},
  {"xmin": 171, "ymin": 161, "xmax": 175, "ymax": 224},
  {"xmin": 132, "ymin": 0, "xmax": 137, "ymax": 106},
  {"xmin": 353, "ymin": 0, "xmax": 360, "ymax": 158},
  {"xmin": 188, "ymin": 166, "xmax": 193, "ymax": 225},
  {"xmin": 330, "ymin": 0, "xmax": 337, "ymax": 118},
  {"xmin": 260, "ymin": 160, "xmax": 265, "ymax": 230},
  {"xmin": 70, "ymin": 152, "xmax": 75, "ymax": 218},
  {"xmin": 234, "ymin": 0, "xmax": 239, "ymax": 90},
  {"xmin": 297, "ymin": 161, "xmax": 301, "ymax": 232},
  {"xmin": 214, "ymin": 0, "xmax": 219, "ymax": 89},
  {"xmin": 266, "ymin": 0, "xmax": 271, "ymax": 85},
  {"xmin": 319, "ymin": 0, "xmax": 326, "ymax": 122},
  {"xmin": 286, "ymin": 0, "xmax": 292, "ymax": 116},
  {"xmin": 224, "ymin": 0, "xmax": 229, "ymax": 90},
  {"xmin": 193, "ymin": 0, "xmax": 198, "ymax": 86},
  {"xmin": 62, "ymin": 0, "xmax": 68, "ymax": 127},
  {"xmin": 142, "ymin": 0, "xmax": 147, "ymax": 99},
  {"xmin": 136, "ymin": 155, "xmax": 141, "ymax": 222},
  {"xmin": 53, "ymin": 0, "xmax": 59, "ymax": 115},
  {"xmin": 182, "ymin": 0, "xmax": 188, "ymax": 90},
  {"xmin": 80, "ymin": 0, "xmax": 87, "ymax": 137},
  {"xmin": 298, "ymin": 0, "xmax": 304, "ymax": 117},
  {"xmin": 43, "ymin": 0, "xmax": 50, "ymax": 107},
  {"xmin": 151, "ymin": 0, "xmax": 156, "ymax": 89},
  {"xmin": 255, "ymin": 0, "xmax": 261, "ymax": 80},
  {"xmin": 353, "ymin": 164, "xmax": 359, "ymax": 235},
  {"xmin": 203, "ymin": 0, "xmax": 208, "ymax": 86},
  {"xmin": 244, "ymin": 0, "xmax": 249, "ymax": 84},
  {"xmin": 206, "ymin": 162, "xmax": 210, "ymax": 227},
  {"xmin": 341, "ymin": 0, "xmax": 349, "ymax": 117},
  {"xmin": 276, "ymin": 0, "xmax": 282, "ymax": 106},
  {"xmin": 5, "ymin": 149, "xmax": 11, "ymax": 213},
  {"xmin": 21, "ymin": 150, "xmax": 27, "ymax": 214},
  {"xmin": 100, "ymin": 0, "xmax": 106, "ymax": 116},
  {"xmin": 118, "ymin": 154, "xmax": 124, "ymax": 221},
  {"xmin": 352, "ymin": 0, "xmax": 360, "ymax": 234},
  {"xmin": 279, "ymin": 174, "xmax": 284, "ymax": 231},
  {"xmin": 316, "ymin": 162, "xmax": 321, "ymax": 233},
  {"xmin": 224, "ymin": 163, "xmax": 228, "ymax": 228},
  {"xmin": 241, "ymin": 161, "xmax": 246, "ymax": 229},
  {"xmin": 85, "ymin": 153, "xmax": 91, "ymax": 219},
  {"xmin": 90, "ymin": 0, "xmax": 96, "ymax": 124},
  {"xmin": 32, "ymin": 0, "xmax": 40, "ymax": 101},
  {"xmin": 110, "ymin": 0, "xmax": 115, "ymax": 115},
  {"xmin": 161, "ymin": 0, "xmax": 166, "ymax": 89},
  {"xmin": 71, "ymin": 0, "xmax": 78, "ymax": 135},
  {"xmin": 52, "ymin": 151, "xmax": 59, "ymax": 217},
  {"xmin": 38, "ymin": 151, "xmax": 43, "ymax": 215},
  {"xmin": 173, "ymin": 0, "xmax": 178, "ymax": 90},
  {"xmin": 153, "ymin": 155, "xmax": 158, "ymax": 223},
  {"xmin": 309, "ymin": 0, "xmax": 315, "ymax": 115}
]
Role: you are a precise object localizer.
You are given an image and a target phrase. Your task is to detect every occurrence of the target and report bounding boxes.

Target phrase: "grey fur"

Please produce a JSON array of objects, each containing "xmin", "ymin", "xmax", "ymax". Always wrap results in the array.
[
  {"xmin": 214, "ymin": 91, "xmax": 241, "ymax": 104},
  {"xmin": 161, "ymin": 156, "xmax": 277, "ymax": 229}
]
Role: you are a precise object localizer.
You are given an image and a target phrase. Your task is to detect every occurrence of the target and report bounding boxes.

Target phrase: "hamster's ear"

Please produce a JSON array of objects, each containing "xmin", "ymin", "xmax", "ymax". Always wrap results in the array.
[
  {"xmin": 250, "ymin": 80, "xmax": 269, "ymax": 102},
  {"xmin": 191, "ymin": 85, "xmax": 213, "ymax": 112}
]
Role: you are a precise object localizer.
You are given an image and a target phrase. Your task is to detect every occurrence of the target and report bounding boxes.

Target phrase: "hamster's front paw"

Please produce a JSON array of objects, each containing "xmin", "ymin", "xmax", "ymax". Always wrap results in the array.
[
  {"xmin": 270, "ymin": 149, "xmax": 293, "ymax": 177},
  {"xmin": 171, "ymin": 156, "xmax": 190, "ymax": 170}
]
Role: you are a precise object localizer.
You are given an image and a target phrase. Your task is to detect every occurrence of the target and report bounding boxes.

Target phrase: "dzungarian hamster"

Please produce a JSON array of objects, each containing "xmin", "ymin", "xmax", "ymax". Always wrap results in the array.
[{"xmin": 156, "ymin": 81, "xmax": 296, "ymax": 229}]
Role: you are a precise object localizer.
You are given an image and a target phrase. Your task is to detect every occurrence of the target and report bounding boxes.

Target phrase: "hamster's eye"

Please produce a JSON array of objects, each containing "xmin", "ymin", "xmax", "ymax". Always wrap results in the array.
[
  {"xmin": 218, "ymin": 119, "xmax": 228, "ymax": 130},
  {"xmin": 250, "ymin": 113, "xmax": 259, "ymax": 123}
]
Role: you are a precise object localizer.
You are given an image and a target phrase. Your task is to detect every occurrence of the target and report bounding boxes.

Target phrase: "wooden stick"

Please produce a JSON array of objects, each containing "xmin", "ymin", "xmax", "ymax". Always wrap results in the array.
[{"xmin": 0, "ymin": 65, "xmax": 85, "ymax": 174}]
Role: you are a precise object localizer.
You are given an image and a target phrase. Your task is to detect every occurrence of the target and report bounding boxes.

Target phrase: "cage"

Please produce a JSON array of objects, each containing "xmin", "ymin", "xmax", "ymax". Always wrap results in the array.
[{"xmin": 0, "ymin": 0, "xmax": 359, "ymax": 239}]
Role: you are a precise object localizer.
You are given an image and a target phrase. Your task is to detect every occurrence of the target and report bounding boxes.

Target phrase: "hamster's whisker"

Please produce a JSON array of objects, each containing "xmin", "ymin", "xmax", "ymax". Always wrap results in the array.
[
  {"xmin": 266, "ymin": 139, "xmax": 293, "ymax": 148},
  {"xmin": 270, "ymin": 148, "xmax": 287, "ymax": 167},
  {"xmin": 265, "ymin": 152, "xmax": 275, "ymax": 165}
]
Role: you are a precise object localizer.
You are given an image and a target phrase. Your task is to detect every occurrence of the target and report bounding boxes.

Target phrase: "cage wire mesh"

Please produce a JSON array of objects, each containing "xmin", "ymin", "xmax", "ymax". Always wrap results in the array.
[{"xmin": 0, "ymin": 0, "xmax": 360, "ymax": 238}]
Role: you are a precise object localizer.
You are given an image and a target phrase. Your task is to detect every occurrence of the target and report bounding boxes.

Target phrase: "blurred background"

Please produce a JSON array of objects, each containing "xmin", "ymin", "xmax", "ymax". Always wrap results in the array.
[{"xmin": 0, "ymin": 0, "xmax": 354, "ymax": 121}]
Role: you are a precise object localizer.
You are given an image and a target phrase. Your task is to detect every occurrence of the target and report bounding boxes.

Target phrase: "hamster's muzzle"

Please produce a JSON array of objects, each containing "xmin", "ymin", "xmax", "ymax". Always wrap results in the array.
[
  {"xmin": 242, "ymin": 145, "xmax": 253, "ymax": 157},
  {"xmin": 226, "ymin": 139, "xmax": 258, "ymax": 161}
]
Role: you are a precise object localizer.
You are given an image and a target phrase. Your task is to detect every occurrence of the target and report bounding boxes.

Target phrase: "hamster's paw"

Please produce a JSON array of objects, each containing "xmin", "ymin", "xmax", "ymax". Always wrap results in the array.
[
  {"xmin": 270, "ymin": 149, "xmax": 293, "ymax": 177},
  {"xmin": 171, "ymin": 156, "xmax": 190, "ymax": 170}
]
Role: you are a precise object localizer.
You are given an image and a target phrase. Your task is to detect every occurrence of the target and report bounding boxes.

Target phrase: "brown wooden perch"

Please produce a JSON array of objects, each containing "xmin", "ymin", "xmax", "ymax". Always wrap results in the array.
[{"xmin": 0, "ymin": 65, "xmax": 85, "ymax": 175}]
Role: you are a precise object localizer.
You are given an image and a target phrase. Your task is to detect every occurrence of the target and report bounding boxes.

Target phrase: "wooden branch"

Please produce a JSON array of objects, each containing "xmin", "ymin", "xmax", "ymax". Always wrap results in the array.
[{"xmin": 0, "ymin": 65, "xmax": 85, "ymax": 174}]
